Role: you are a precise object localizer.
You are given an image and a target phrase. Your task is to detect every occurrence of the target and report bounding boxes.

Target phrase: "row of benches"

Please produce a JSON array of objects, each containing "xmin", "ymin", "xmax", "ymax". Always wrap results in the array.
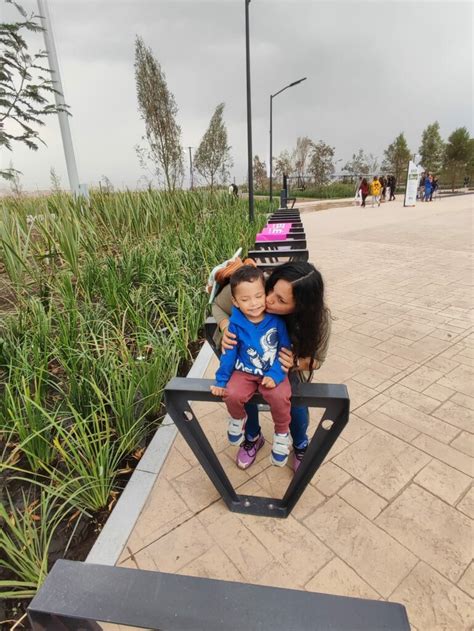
[{"xmin": 249, "ymin": 208, "xmax": 308, "ymax": 269}]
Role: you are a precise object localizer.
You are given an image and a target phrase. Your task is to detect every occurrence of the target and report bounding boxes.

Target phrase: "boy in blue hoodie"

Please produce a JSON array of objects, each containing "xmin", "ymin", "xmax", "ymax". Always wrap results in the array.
[{"xmin": 210, "ymin": 266, "xmax": 292, "ymax": 466}]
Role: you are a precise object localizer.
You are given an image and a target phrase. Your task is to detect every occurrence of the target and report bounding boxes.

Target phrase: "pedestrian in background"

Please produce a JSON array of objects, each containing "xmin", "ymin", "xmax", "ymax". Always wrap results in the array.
[
  {"xmin": 424, "ymin": 174, "xmax": 433, "ymax": 202},
  {"xmin": 379, "ymin": 176, "xmax": 386, "ymax": 202},
  {"xmin": 431, "ymin": 176, "xmax": 439, "ymax": 200},
  {"xmin": 418, "ymin": 172, "xmax": 427, "ymax": 201},
  {"xmin": 360, "ymin": 178, "xmax": 370, "ymax": 207},
  {"xmin": 389, "ymin": 175, "xmax": 397, "ymax": 200},
  {"xmin": 370, "ymin": 176, "xmax": 382, "ymax": 207}
]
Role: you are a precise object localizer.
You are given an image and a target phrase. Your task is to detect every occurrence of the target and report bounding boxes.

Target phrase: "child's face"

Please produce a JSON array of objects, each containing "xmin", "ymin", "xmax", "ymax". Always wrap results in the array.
[{"xmin": 232, "ymin": 278, "xmax": 266, "ymax": 322}]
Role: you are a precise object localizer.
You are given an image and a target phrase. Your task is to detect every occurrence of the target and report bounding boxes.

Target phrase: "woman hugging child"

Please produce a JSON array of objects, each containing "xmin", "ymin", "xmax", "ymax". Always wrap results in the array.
[{"xmin": 210, "ymin": 265, "xmax": 292, "ymax": 466}]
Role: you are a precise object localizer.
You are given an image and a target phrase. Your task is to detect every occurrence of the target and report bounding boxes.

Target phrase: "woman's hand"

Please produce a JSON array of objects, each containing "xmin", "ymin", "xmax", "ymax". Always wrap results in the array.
[
  {"xmin": 210, "ymin": 385, "xmax": 226, "ymax": 397},
  {"xmin": 221, "ymin": 328, "xmax": 237, "ymax": 353},
  {"xmin": 278, "ymin": 347, "xmax": 295, "ymax": 373}
]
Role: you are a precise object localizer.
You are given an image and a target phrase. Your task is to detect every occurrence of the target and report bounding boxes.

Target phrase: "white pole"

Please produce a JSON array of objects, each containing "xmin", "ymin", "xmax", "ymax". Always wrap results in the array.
[{"xmin": 37, "ymin": 0, "xmax": 84, "ymax": 197}]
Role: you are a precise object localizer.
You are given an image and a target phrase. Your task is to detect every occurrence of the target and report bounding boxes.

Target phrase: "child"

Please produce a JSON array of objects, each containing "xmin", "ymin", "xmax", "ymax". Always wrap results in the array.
[
  {"xmin": 210, "ymin": 265, "xmax": 292, "ymax": 467},
  {"xmin": 370, "ymin": 176, "xmax": 382, "ymax": 207}
]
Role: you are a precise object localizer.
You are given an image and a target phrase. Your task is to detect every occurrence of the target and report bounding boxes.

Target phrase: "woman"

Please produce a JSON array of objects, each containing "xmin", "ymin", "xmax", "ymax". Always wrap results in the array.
[
  {"xmin": 212, "ymin": 261, "xmax": 331, "ymax": 472},
  {"xmin": 360, "ymin": 178, "xmax": 370, "ymax": 207}
]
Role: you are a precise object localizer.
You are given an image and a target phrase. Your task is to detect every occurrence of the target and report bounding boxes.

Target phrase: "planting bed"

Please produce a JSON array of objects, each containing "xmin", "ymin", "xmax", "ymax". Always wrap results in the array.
[{"xmin": 0, "ymin": 190, "xmax": 266, "ymax": 628}]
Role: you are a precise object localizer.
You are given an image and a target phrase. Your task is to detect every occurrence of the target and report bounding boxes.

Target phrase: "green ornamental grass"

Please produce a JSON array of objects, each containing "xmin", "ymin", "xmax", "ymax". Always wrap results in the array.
[{"xmin": 0, "ymin": 189, "xmax": 267, "ymax": 601}]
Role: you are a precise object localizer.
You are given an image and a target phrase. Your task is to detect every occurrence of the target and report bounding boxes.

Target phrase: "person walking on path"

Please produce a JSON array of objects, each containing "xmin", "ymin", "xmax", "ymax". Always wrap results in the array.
[
  {"xmin": 212, "ymin": 261, "xmax": 331, "ymax": 472},
  {"xmin": 360, "ymin": 178, "xmax": 370, "ymax": 207},
  {"xmin": 430, "ymin": 176, "xmax": 438, "ymax": 201},
  {"xmin": 379, "ymin": 176, "xmax": 387, "ymax": 202},
  {"xmin": 370, "ymin": 176, "xmax": 382, "ymax": 206},
  {"xmin": 424, "ymin": 174, "xmax": 433, "ymax": 202},
  {"xmin": 389, "ymin": 175, "xmax": 397, "ymax": 200}
]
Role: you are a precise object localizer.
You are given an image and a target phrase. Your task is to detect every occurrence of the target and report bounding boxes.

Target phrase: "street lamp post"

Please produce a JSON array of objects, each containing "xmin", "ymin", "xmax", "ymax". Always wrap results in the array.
[
  {"xmin": 245, "ymin": 0, "xmax": 254, "ymax": 222},
  {"xmin": 269, "ymin": 77, "xmax": 307, "ymax": 207}
]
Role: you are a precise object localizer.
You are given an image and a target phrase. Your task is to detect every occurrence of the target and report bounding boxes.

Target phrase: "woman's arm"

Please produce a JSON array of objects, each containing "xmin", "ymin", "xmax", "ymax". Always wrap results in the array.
[
  {"xmin": 211, "ymin": 285, "xmax": 237, "ymax": 351},
  {"xmin": 211, "ymin": 284, "xmax": 232, "ymax": 328}
]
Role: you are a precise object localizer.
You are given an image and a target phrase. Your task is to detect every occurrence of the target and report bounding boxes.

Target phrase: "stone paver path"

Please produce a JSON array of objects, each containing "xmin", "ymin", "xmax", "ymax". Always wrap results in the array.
[{"xmin": 118, "ymin": 194, "xmax": 473, "ymax": 631}]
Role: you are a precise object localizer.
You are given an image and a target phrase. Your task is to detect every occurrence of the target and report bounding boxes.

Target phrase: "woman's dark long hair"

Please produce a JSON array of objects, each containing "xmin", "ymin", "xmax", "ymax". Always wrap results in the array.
[{"xmin": 266, "ymin": 262, "xmax": 328, "ymax": 370}]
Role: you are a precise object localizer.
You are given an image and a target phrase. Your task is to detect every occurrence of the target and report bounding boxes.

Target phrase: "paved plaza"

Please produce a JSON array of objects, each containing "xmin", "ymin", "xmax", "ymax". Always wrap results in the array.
[{"xmin": 118, "ymin": 194, "xmax": 473, "ymax": 630}]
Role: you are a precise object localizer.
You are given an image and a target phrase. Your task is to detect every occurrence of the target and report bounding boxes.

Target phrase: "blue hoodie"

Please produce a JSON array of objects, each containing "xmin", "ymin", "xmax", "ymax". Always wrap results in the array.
[{"xmin": 215, "ymin": 307, "xmax": 291, "ymax": 387}]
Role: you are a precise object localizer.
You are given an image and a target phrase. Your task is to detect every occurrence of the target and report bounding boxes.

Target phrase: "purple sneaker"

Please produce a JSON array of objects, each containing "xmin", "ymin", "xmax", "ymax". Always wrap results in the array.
[
  {"xmin": 292, "ymin": 445, "xmax": 307, "ymax": 473},
  {"xmin": 236, "ymin": 434, "xmax": 265, "ymax": 470}
]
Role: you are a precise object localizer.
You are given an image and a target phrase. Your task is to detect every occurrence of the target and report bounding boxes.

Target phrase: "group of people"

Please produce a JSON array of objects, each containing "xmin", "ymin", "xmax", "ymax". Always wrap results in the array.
[
  {"xmin": 210, "ymin": 260, "xmax": 330, "ymax": 473},
  {"xmin": 357, "ymin": 175, "xmax": 397, "ymax": 207},
  {"xmin": 418, "ymin": 172, "xmax": 439, "ymax": 202}
]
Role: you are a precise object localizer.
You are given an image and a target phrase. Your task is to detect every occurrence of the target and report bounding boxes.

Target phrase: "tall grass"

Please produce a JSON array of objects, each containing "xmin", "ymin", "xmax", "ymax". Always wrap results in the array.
[{"xmin": 0, "ymin": 189, "xmax": 266, "ymax": 602}]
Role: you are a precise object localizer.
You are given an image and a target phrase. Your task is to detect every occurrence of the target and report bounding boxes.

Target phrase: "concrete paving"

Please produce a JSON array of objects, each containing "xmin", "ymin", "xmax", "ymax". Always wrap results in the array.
[{"xmin": 117, "ymin": 194, "xmax": 473, "ymax": 631}]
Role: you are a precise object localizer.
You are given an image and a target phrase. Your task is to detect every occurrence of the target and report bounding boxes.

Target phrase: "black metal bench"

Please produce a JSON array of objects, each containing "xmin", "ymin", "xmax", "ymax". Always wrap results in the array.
[
  {"xmin": 268, "ymin": 218, "xmax": 303, "ymax": 226},
  {"xmin": 280, "ymin": 196, "xmax": 297, "ymax": 209},
  {"xmin": 28, "ymin": 559, "xmax": 411, "ymax": 630},
  {"xmin": 248, "ymin": 248, "xmax": 309, "ymax": 264},
  {"xmin": 254, "ymin": 238, "xmax": 307, "ymax": 250},
  {"xmin": 269, "ymin": 212, "xmax": 300, "ymax": 220},
  {"xmin": 164, "ymin": 377, "xmax": 349, "ymax": 518}
]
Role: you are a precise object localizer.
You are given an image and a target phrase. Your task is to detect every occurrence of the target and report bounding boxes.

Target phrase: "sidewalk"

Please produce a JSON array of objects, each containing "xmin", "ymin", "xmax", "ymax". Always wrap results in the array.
[{"xmin": 117, "ymin": 194, "xmax": 473, "ymax": 631}]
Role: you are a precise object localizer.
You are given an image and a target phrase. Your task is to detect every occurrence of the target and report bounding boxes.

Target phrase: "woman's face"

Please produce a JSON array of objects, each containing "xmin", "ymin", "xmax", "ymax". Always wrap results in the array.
[{"xmin": 265, "ymin": 279, "xmax": 296, "ymax": 316}]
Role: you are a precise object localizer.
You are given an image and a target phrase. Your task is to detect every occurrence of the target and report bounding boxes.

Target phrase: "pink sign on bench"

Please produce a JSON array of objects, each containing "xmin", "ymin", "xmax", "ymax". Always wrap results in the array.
[
  {"xmin": 260, "ymin": 222, "xmax": 292, "ymax": 233},
  {"xmin": 256, "ymin": 222, "xmax": 292, "ymax": 241},
  {"xmin": 256, "ymin": 232, "xmax": 288, "ymax": 241}
]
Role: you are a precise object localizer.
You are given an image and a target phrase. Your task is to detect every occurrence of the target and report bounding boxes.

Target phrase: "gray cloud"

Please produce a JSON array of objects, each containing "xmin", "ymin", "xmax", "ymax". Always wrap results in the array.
[{"xmin": 4, "ymin": 1, "xmax": 472, "ymax": 191}]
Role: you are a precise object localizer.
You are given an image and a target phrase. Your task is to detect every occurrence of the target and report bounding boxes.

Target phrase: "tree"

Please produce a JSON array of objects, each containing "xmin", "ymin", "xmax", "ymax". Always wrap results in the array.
[
  {"xmin": 8, "ymin": 160, "xmax": 22, "ymax": 195},
  {"xmin": 49, "ymin": 166, "xmax": 62, "ymax": 192},
  {"xmin": 193, "ymin": 103, "xmax": 233, "ymax": 189},
  {"xmin": 134, "ymin": 36, "xmax": 184, "ymax": 191},
  {"xmin": 342, "ymin": 149, "xmax": 379, "ymax": 178},
  {"xmin": 1, "ymin": 0, "xmax": 69, "ymax": 180},
  {"xmin": 292, "ymin": 136, "xmax": 313, "ymax": 188},
  {"xmin": 382, "ymin": 133, "xmax": 411, "ymax": 182},
  {"xmin": 253, "ymin": 155, "xmax": 267, "ymax": 191},
  {"xmin": 308, "ymin": 140, "xmax": 335, "ymax": 186},
  {"xmin": 419, "ymin": 121, "xmax": 444, "ymax": 174},
  {"xmin": 273, "ymin": 149, "xmax": 294, "ymax": 183},
  {"xmin": 443, "ymin": 127, "xmax": 472, "ymax": 191}
]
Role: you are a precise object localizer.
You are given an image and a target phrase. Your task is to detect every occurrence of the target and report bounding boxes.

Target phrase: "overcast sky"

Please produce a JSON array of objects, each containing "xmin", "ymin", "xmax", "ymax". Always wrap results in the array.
[{"xmin": 3, "ymin": 0, "xmax": 473, "ymax": 191}]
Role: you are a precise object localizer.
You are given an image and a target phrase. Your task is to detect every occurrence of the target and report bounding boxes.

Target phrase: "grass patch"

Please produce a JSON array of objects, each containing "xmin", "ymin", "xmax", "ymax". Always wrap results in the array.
[{"xmin": 0, "ymin": 189, "xmax": 266, "ymax": 614}]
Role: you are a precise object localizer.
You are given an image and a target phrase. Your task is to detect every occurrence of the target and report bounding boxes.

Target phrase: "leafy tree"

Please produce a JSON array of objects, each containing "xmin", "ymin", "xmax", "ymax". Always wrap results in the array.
[
  {"xmin": 308, "ymin": 140, "xmax": 335, "ymax": 186},
  {"xmin": 253, "ymin": 155, "xmax": 267, "ymax": 191},
  {"xmin": 49, "ymin": 166, "xmax": 62, "ymax": 192},
  {"xmin": 382, "ymin": 133, "xmax": 411, "ymax": 182},
  {"xmin": 292, "ymin": 136, "xmax": 313, "ymax": 188},
  {"xmin": 343, "ymin": 149, "xmax": 379, "ymax": 178},
  {"xmin": 194, "ymin": 103, "xmax": 233, "ymax": 189},
  {"xmin": 443, "ymin": 127, "xmax": 472, "ymax": 191},
  {"xmin": 99, "ymin": 174, "xmax": 114, "ymax": 193},
  {"xmin": 1, "ymin": 0, "xmax": 69, "ymax": 180},
  {"xmin": 468, "ymin": 138, "xmax": 474, "ymax": 179},
  {"xmin": 8, "ymin": 160, "xmax": 22, "ymax": 195},
  {"xmin": 273, "ymin": 149, "xmax": 294, "ymax": 183},
  {"xmin": 134, "ymin": 36, "xmax": 184, "ymax": 191},
  {"xmin": 419, "ymin": 121, "xmax": 444, "ymax": 174}
]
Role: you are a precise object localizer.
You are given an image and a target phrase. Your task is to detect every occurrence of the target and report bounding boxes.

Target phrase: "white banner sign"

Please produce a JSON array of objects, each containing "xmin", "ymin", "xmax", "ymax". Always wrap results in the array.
[{"xmin": 404, "ymin": 161, "xmax": 419, "ymax": 207}]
